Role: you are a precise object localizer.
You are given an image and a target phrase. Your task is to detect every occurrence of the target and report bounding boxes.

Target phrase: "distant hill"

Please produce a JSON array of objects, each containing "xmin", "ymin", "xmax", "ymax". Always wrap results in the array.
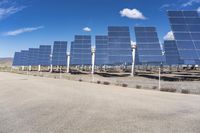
[{"xmin": 0, "ymin": 58, "xmax": 13, "ymax": 67}]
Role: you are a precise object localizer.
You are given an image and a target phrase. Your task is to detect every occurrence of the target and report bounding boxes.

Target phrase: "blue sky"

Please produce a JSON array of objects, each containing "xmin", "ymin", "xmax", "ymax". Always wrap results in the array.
[{"xmin": 0, "ymin": 0, "xmax": 200, "ymax": 57}]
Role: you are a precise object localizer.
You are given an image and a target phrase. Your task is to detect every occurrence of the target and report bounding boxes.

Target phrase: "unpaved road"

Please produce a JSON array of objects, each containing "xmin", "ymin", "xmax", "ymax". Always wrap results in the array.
[{"xmin": 0, "ymin": 72, "xmax": 200, "ymax": 133}]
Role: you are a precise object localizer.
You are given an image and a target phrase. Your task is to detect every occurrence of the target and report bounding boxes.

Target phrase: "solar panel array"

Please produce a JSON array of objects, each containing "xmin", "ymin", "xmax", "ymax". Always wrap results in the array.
[
  {"xmin": 164, "ymin": 40, "xmax": 183, "ymax": 65},
  {"xmin": 108, "ymin": 26, "xmax": 132, "ymax": 65},
  {"xmin": 20, "ymin": 50, "xmax": 29, "ymax": 66},
  {"xmin": 28, "ymin": 48, "xmax": 39, "ymax": 66},
  {"xmin": 13, "ymin": 11, "xmax": 200, "ymax": 68},
  {"xmin": 135, "ymin": 27, "xmax": 164, "ymax": 65},
  {"xmin": 168, "ymin": 11, "xmax": 200, "ymax": 65},
  {"xmin": 52, "ymin": 41, "xmax": 68, "ymax": 66},
  {"xmin": 38, "ymin": 45, "xmax": 51, "ymax": 66},
  {"xmin": 13, "ymin": 52, "xmax": 21, "ymax": 66},
  {"xmin": 95, "ymin": 36, "xmax": 109, "ymax": 65},
  {"xmin": 70, "ymin": 35, "xmax": 92, "ymax": 65}
]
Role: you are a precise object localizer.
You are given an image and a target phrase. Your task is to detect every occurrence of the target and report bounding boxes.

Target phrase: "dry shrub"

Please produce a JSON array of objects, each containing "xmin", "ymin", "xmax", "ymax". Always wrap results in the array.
[
  {"xmin": 160, "ymin": 87, "xmax": 176, "ymax": 93},
  {"xmin": 103, "ymin": 81, "xmax": 110, "ymax": 85},
  {"xmin": 181, "ymin": 89, "xmax": 190, "ymax": 94},
  {"xmin": 136, "ymin": 85, "xmax": 142, "ymax": 89},
  {"xmin": 152, "ymin": 86, "xmax": 158, "ymax": 90},
  {"xmin": 122, "ymin": 83, "xmax": 128, "ymax": 87},
  {"xmin": 97, "ymin": 81, "xmax": 101, "ymax": 84}
]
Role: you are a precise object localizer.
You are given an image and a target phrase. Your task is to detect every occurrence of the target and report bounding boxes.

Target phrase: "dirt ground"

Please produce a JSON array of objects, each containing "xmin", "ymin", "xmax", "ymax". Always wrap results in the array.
[
  {"xmin": 0, "ymin": 72, "xmax": 200, "ymax": 133},
  {"xmin": 10, "ymin": 70, "xmax": 200, "ymax": 95}
]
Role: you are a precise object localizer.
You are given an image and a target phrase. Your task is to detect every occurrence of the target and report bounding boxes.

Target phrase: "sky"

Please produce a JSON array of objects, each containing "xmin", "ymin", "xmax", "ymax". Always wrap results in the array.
[{"xmin": 0, "ymin": 0, "xmax": 200, "ymax": 57}]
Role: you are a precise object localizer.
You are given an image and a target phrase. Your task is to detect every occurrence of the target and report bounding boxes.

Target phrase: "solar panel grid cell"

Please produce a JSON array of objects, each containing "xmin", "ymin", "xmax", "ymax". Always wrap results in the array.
[
  {"xmin": 108, "ymin": 26, "xmax": 132, "ymax": 65},
  {"xmin": 95, "ymin": 36, "xmax": 108, "ymax": 65},
  {"xmin": 28, "ymin": 48, "xmax": 39, "ymax": 66},
  {"xmin": 13, "ymin": 52, "xmax": 21, "ymax": 66},
  {"xmin": 168, "ymin": 11, "xmax": 200, "ymax": 64},
  {"xmin": 71, "ymin": 36, "xmax": 92, "ymax": 65},
  {"xmin": 20, "ymin": 50, "xmax": 29, "ymax": 66},
  {"xmin": 38, "ymin": 45, "xmax": 51, "ymax": 66},
  {"xmin": 135, "ymin": 27, "xmax": 164, "ymax": 64},
  {"xmin": 164, "ymin": 40, "xmax": 182, "ymax": 65},
  {"xmin": 52, "ymin": 41, "xmax": 68, "ymax": 66}
]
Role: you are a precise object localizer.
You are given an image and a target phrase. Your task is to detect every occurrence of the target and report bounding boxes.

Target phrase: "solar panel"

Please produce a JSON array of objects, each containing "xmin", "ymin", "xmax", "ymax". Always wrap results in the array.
[
  {"xmin": 95, "ymin": 35, "xmax": 109, "ymax": 65},
  {"xmin": 70, "ymin": 35, "xmax": 92, "ymax": 65},
  {"xmin": 38, "ymin": 45, "xmax": 51, "ymax": 66},
  {"xmin": 13, "ymin": 52, "xmax": 21, "ymax": 66},
  {"xmin": 52, "ymin": 41, "xmax": 68, "ymax": 66},
  {"xmin": 164, "ymin": 40, "xmax": 183, "ymax": 65},
  {"xmin": 168, "ymin": 11, "xmax": 200, "ymax": 65},
  {"xmin": 20, "ymin": 50, "xmax": 29, "ymax": 66},
  {"xmin": 135, "ymin": 49, "xmax": 140, "ymax": 65},
  {"xmin": 134, "ymin": 26, "xmax": 164, "ymax": 65},
  {"xmin": 28, "ymin": 48, "xmax": 39, "ymax": 66},
  {"xmin": 108, "ymin": 26, "xmax": 132, "ymax": 65}
]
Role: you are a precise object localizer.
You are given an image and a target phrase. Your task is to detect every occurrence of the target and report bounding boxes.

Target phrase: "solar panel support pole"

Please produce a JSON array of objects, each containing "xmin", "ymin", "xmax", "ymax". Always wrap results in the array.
[
  {"xmin": 50, "ymin": 65, "xmax": 53, "ymax": 73},
  {"xmin": 59, "ymin": 67, "xmax": 62, "ymax": 79},
  {"xmin": 159, "ymin": 67, "xmax": 161, "ymax": 90},
  {"xmin": 22, "ymin": 66, "xmax": 25, "ymax": 71},
  {"xmin": 50, "ymin": 54, "xmax": 53, "ymax": 73},
  {"xmin": 38, "ymin": 65, "xmax": 41, "ymax": 72},
  {"xmin": 131, "ymin": 45, "xmax": 136, "ymax": 77},
  {"xmin": 67, "ymin": 52, "xmax": 70, "ymax": 73},
  {"xmin": 91, "ymin": 47, "xmax": 96, "ymax": 75},
  {"xmin": 29, "ymin": 65, "xmax": 32, "ymax": 71}
]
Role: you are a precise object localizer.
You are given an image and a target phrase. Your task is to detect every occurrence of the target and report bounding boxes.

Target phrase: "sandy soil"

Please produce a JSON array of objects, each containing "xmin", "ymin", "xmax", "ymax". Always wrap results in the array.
[{"xmin": 0, "ymin": 72, "xmax": 200, "ymax": 133}]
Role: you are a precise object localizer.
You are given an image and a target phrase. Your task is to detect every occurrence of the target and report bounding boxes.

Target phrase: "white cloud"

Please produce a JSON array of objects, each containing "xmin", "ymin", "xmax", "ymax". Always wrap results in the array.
[
  {"xmin": 120, "ymin": 8, "xmax": 146, "ymax": 20},
  {"xmin": 83, "ymin": 27, "xmax": 91, "ymax": 32},
  {"xmin": 160, "ymin": 3, "xmax": 178, "ymax": 10},
  {"xmin": 163, "ymin": 31, "xmax": 174, "ymax": 40},
  {"xmin": 0, "ymin": 0, "xmax": 26, "ymax": 20},
  {"xmin": 197, "ymin": 7, "xmax": 200, "ymax": 13},
  {"xmin": 0, "ymin": 6, "xmax": 25, "ymax": 20},
  {"xmin": 182, "ymin": 0, "xmax": 200, "ymax": 7},
  {"xmin": 160, "ymin": 4, "xmax": 171, "ymax": 9},
  {"xmin": 3, "ymin": 26, "xmax": 44, "ymax": 36}
]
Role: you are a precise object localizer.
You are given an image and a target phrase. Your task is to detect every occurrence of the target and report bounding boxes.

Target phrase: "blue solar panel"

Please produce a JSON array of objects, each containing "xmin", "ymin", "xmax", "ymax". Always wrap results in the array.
[
  {"xmin": 168, "ymin": 11, "xmax": 200, "ymax": 65},
  {"xmin": 70, "ymin": 35, "xmax": 92, "ymax": 65},
  {"xmin": 38, "ymin": 45, "xmax": 51, "ymax": 66},
  {"xmin": 52, "ymin": 41, "xmax": 68, "ymax": 66},
  {"xmin": 20, "ymin": 50, "xmax": 29, "ymax": 66},
  {"xmin": 108, "ymin": 26, "xmax": 132, "ymax": 65},
  {"xmin": 135, "ymin": 27, "xmax": 164, "ymax": 65},
  {"xmin": 28, "ymin": 48, "xmax": 39, "ymax": 66},
  {"xmin": 164, "ymin": 40, "xmax": 183, "ymax": 65},
  {"xmin": 95, "ymin": 36, "xmax": 109, "ymax": 65},
  {"xmin": 13, "ymin": 52, "xmax": 21, "ymax": 66}
]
